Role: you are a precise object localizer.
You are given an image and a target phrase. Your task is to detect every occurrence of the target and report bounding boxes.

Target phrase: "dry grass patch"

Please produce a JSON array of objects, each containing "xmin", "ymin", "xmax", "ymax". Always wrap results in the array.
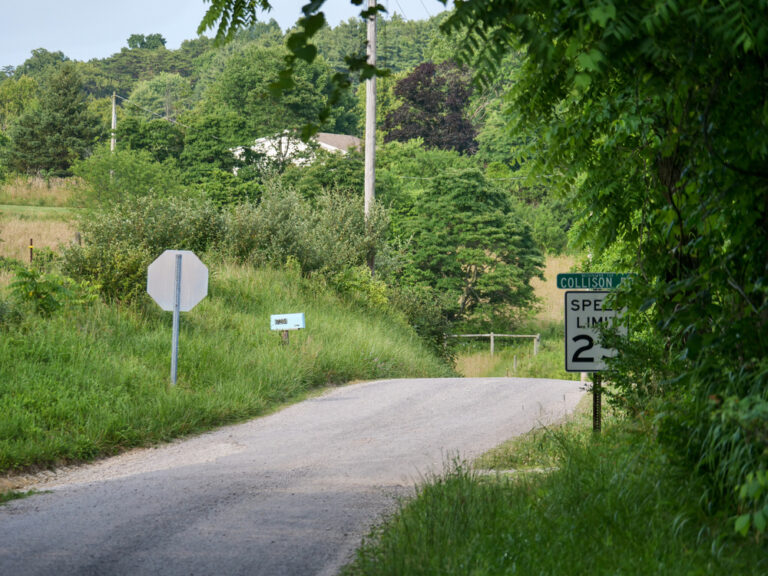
[
  {"xmin": 531, "ymin": 254, "xmax": 577, "ymax": 323},
  {"xmin": 0, "ymin": 176, "xmax": 80, "ymax": 207},
  {"xmin": 455, "ymin": 349, "xmax": 501, "ymax": 377},
  {"xmin": 0, "ymin": 218, "xmax": 75, "ymax": 262}
]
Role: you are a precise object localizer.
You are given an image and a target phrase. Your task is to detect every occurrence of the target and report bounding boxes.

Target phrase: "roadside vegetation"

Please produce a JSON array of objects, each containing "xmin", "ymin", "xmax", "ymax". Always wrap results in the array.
[
  {"xmin": 344, "ymin": 398, "xmax": 768, "ymax": 575},
  {"xmin": 0, "ymin": 262, "xmax": 450, "ymax": 474}
]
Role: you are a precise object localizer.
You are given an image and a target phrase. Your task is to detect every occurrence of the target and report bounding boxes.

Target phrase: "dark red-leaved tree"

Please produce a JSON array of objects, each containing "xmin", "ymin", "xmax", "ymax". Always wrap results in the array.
[{"xmin": 383, "ymin": 61, "xmax": 477, "ymax": 155}]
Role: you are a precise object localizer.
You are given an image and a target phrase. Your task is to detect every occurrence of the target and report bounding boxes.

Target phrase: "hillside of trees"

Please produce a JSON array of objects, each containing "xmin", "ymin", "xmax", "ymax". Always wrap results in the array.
[{"xmin": 0, "ymin": 14, "xmax": 571, "ymax": 348}]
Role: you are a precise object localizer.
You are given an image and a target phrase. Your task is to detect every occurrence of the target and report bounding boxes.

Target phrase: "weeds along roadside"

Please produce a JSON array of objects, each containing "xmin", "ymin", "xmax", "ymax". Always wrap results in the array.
[
  {"xmin": 343, "ymin": 397, "xmax": 768, "ymax": 576},
  {"xmin": 0, "ymin": 262, "xmax": 453, "ymax": 477},
  {"xmin": 0, "ymin": 184, "xmax": 457, "ymax": 479},
  {"xmin": 454, "ymin": 322, "xmax": 580, "ymax": 381}
]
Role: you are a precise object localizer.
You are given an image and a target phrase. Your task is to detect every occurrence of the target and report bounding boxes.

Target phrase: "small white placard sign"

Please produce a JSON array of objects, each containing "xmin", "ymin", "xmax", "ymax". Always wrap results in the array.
[{"xmin": 270, "ymin": 313, "xmax": 306, "ymax": 331}]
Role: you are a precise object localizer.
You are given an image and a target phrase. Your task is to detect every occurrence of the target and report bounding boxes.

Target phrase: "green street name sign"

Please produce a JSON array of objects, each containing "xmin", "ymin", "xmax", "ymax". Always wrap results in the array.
[{"xmin": 556, "ymin": 273, "xmax": 630, "ymax": 290}]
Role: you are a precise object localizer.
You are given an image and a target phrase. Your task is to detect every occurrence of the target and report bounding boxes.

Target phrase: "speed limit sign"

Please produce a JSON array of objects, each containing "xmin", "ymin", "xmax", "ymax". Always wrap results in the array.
[{"xmin": 565, "ymin": 291, "xmax": 626, "ymax": 372}]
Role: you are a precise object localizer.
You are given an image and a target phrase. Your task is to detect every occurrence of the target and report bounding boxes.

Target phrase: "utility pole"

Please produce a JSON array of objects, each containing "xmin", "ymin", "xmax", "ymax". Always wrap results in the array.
[
  {"xmin": 364, "ymin": 0, "xmax": 377, "ymax": 275},
  {"xmin": 110, "ymin": 91, "xmax": 117, "ymax": 152}
]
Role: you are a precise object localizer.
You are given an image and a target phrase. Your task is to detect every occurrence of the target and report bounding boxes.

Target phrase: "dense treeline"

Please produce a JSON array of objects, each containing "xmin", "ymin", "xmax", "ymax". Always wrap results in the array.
[{"xmin": 0, "ymin": 14, "xmax": 569, "ymax": 359}]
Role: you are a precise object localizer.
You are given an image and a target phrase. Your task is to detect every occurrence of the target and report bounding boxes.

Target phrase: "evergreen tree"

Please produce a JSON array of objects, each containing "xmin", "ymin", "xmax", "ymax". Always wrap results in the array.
[
  {"xmin": 8, "ymin": 63, "xmax": 99, "ymax": 176},
  {"xmin": 403, "ymin": 168, "xmax": 543, "ymax": 329}
]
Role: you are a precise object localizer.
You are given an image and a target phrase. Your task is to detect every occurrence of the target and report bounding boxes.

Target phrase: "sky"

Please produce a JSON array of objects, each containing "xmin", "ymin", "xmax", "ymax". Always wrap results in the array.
[{"xmin": 1, "ymin": 0, "xmax": 453, "ymax": 69}]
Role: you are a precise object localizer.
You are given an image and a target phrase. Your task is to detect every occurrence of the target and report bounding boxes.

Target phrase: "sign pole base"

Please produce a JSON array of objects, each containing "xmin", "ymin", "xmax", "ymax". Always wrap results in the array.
[{"xmin": 592, "ymin": 373, "xmax": 602, "ymax": 432}]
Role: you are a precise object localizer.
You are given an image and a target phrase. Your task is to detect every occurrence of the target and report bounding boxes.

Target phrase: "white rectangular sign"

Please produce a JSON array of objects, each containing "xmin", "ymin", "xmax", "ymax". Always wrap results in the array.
[
  {"xmin": 270, "ymin": 313, "xmax": 306, "ymax": 331},
  {"xmin": 565, "ymin": 291, "xmax": 626, "ymax": 372}
]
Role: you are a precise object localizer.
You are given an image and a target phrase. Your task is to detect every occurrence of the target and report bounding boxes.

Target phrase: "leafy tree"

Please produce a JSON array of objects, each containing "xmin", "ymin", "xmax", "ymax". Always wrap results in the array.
[
  {"xmin": 199, "ymin": 0, "xmax": 388, "ymax": 137},
  {"xmin": 281, "ymin": 148, "xmax": 364, "ymax": 201},
  {"xmin": 178, "ymin": 111, "xmax": 242, "ymax": 179},
  {"xmin": 14, "ymin": 49, "xmax": 69, "ymax": 80},
  {"xmin": 7, "ymin": 63, "xmax": 99, "ymax": 176},
  {"xmin": 116, "ymin": 116, "xmax": 185, "ymax": 163},
  {"xmin": 193, "ymin": 168, "xmax": 261, "ymax": 207},
  {"xmin": 314, "ymin": 14, "xmax": 444, "ymax": 77},
  {"xmin": 403, "ymin": 168, "xmax": 543, "ymax": 329},
  {"xmin": 72, "ymin": 145, "xmax": 186, "ymax": 203},
  {"xmin": 442, "ymin": 0, "xmax": 768, "ymax": 526},
  {"xmin": 75, "ymin": 37, "xmax": 214, "ymax": 100},
  {"xmin": 199, "ymin": 44, "xmax": 345, "ymax": 141},
  {"xmin": 0, "ymin": 75, "xmax": 38, "ymax": 131},
  {"xmin": 376, "ymin": 140, "xmax": 477, "ymax": 236},
  {"xmin": 126, "ymin": 72, "xmax": 192, "ymax": 120},
  {"xmin": 378, "ymin": 13, "xmax": 443, "ymax": 74},
  {"xmin": 383, "ymin": 61, "xmax": 477, "ymax": 154},
  {"xmin": 314, "ymin": 18, "xmax": 366, "ymax": 77},
  {"xmin": 127, "ymin": 34, "xmax": 167, "ymax": 50}
]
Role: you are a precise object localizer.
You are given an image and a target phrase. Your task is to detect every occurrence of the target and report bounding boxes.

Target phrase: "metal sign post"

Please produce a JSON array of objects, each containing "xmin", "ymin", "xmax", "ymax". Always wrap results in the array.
[
  {"xmin": 170, "ymin": 253, "xmax": 182, "ymax": 385},
  {"xmin": 593, "ymin": 373, "xmax": 602, "ymax": 431},
  {"xmin": 559, "ymin": 275, "xmax": 629, "ymax": 432},
  {"xmin": 147, "ymin": 250, "xmax": 208, "ymax": 386}
]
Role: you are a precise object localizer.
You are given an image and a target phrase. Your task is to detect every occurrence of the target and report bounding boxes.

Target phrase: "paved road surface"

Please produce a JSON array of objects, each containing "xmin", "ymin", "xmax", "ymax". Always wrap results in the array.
[{"xmin": 0, "ymin": 377, "xmax": 582, "ymax": 576}]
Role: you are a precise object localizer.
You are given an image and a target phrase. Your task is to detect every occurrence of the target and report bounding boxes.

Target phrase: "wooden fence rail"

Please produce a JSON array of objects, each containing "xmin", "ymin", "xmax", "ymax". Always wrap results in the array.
[{"xmin": 446, "ymin": 333, "xmax": 540, "ymax": 357}]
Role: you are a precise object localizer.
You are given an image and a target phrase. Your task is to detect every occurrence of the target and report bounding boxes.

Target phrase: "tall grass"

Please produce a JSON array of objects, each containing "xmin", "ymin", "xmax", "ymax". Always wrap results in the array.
[
  {"xmin": 456, "ymin": 323, "xmax": 580, "ymax": 381},
  {"xmin": 0, "ymin": 216, "xmax": 76, "ymax": 263},
  {"xmin": 0, "ymin": 176, "xmax": 79, "ymax": 207},
  {"xmin": 345, "ymin": 416, "xmax": 768, "ymax": 575},
  {"xmin": 0, "ymin": 264, "xmax": 452, "ymax": 475}
]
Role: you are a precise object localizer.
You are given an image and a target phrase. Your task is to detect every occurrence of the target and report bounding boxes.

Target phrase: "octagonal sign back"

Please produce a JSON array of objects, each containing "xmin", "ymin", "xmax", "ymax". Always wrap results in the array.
[{"xmin": 147, "ymin": 250, "xmax": 208, "ymax": 312}]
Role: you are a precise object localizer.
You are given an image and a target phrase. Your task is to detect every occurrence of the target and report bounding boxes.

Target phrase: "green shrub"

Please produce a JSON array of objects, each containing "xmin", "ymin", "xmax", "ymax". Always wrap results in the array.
[
  {"xmin": 330, "ymin": 266, "xmax": 390, "ymax": 312},
  {"xmin": 193, "ymin": 169, "xmax": 261, "ymax": 208},
  {"xmin": 61, "ymin": 195, "xmax": 224, "ymax": 301},
  {"xmin": 8, "ymin": 266, "xmax": 72, "ymax": 316},
  {"xmin": 222, "ymin": 182, "xmax": 388, "ymax": 277},
  {"xmin": 72, "ymin": 146, "xmax": 187, "ymax": 205},
  {"xmin": 223, "ymin": 184, "xmax": 314, "ymax": 268},
  {"xmin": 386, "ymin": 284, "xmax": 457, "ymax": 362}
]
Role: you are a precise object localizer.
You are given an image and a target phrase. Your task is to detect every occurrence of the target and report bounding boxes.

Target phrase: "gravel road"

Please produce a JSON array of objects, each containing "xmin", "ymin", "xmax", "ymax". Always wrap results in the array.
[{"xmin": 0, "ymin": 377, "xmax": 583, "ymax": 576}]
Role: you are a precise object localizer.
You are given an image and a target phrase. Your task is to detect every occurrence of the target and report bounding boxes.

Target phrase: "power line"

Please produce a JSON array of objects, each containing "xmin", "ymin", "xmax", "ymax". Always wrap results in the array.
[
  {"xmin": 417, "ymin": 0, "xmax": 433, "ymax": 18},
  {"xmin": 114, "ymin": 94, "xmax": 227, "ymax": 143},
  {"xmin": 393, "ymin": 0, "xmax": 409, "ymax": 19}
]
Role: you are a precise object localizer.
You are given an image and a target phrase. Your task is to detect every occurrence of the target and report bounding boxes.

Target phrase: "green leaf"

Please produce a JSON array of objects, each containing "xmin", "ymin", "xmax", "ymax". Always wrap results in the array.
[
  {"xmin": 754, "ymin": 510, "xmax": 767, "ymax": 534},
  {"xmin": 735, "ymin": 513, "xmax": 751, "ymax": 536},
  {"xmin": 299, "ymin": 12, "xmax": 326, "ymax": 37},
  {"xmin": 588, "ymin": 3, "xmax": 617, "ymax": 27},
  {"xmin": 574, "ymin": 73, "xmax": 592, "ymax": 89}
]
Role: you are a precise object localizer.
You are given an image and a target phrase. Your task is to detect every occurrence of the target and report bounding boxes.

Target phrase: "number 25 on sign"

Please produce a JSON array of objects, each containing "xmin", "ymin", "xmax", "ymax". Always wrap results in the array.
[{"xmin": 564, "ymin": 291, "xmax": 626, "ymax": 372}]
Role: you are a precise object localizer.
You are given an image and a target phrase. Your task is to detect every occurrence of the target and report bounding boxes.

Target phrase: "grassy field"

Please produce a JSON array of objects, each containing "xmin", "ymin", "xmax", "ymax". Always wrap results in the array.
[
  {"xmin": 0, "ymin": 176, "xmax": 78, "ymax": 278},
  {"xmin": 530, "ymin": 253, "xmax": 577, "ymax": 323},
  {"xmin": 0, "ymin": 176, "xmax": 79, "ymax": 207},
  {"xmin": 454, "ymin": 325, "xmax": 580, "ymax": 381},
  {"xmin": 344, "ymin": 399, "xmax": 768, "ymax": 575},
  {"xmin": 0, "ymin": 264, "xmax": 453, "ymax": 477},
  {"xmin": 0, "ymin": 212, "xmax": 76, "ymax": 263}
]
